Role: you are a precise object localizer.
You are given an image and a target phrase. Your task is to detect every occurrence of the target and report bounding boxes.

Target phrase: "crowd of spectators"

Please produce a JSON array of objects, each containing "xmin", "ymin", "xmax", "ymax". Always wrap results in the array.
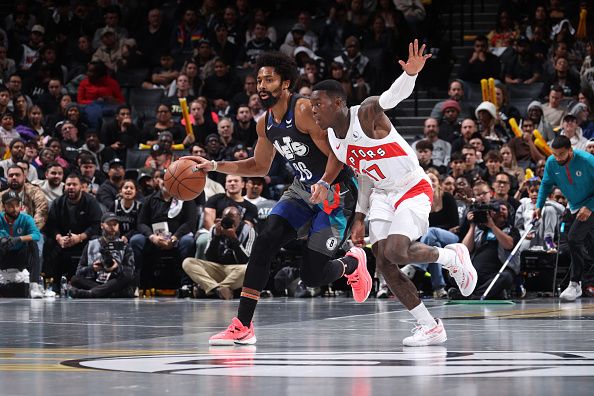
[{"xmin": 0, "ymin": 1, "xmax": 592, "ymax": 300}]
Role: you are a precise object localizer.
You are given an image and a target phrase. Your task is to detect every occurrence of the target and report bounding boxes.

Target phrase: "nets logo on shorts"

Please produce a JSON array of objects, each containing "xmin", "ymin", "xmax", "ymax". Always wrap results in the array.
[
  {"xmin": 325, "ymin": 237, "xmax": 338, "ymax": 250},
  {"xmin": 63, "ymin": 350, "xmax": 594, "ymax": 377}
]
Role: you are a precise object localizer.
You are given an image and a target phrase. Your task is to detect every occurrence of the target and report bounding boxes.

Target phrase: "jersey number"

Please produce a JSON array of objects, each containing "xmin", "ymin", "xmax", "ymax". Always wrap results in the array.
[
  {"xmin": 361, "ymin": 164, "xmax": 386, "ymax": 181},
  {"xmin": 292, "ymin": 162, "xmax": 313, "ymax": 181}
]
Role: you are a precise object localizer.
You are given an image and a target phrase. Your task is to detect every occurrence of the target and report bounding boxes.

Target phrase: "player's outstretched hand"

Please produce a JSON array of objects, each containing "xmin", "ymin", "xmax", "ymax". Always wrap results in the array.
[
  {"xmin": 310, "ymin": 183, "xmax": 328, "ymax": 204},
  {"xmin": 398, "ymin": 39, "xmax": 432, "ymax": 76},
  {"xmin": 179, "ymin": 155, "xmax": 213, "ymax": 172}
]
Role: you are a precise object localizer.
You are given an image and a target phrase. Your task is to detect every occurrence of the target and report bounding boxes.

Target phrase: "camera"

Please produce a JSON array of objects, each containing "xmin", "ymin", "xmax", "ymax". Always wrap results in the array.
[
  {"xmin": 221, "ymin": 216, "xmax": 234, "ymax": 229},
  {"xmin": 99, "ymin": 240, "xmax": 125, "ymax": 268},
  {"xmin": 470, "ymin": 202, "xmax": 500, "ymax": 224}
]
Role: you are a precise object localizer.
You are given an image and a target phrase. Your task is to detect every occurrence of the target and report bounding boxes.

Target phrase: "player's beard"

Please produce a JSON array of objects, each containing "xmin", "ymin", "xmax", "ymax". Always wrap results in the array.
[{"xmin": 258, "ymin": 90, "xmax": 280, "ymax": 109}]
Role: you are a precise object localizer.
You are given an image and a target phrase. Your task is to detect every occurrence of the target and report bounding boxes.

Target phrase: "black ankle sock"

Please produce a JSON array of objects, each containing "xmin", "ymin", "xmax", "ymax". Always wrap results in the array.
[
  {"xmin": 331, "ymin": 255, "xmax": 358, "ymax": 275},
  {"xmin": 237, "ymin": 297, "xmax": 258, "ymax": 326}
]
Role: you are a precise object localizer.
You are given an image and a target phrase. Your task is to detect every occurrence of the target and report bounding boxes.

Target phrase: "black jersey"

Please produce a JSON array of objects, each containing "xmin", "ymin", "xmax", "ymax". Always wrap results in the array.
[
  {"xmin": 265, "ymin": 94, "xmax": 350, "ymax": 186},
  {"xmin": 112, "ymin": 199, "xmax": 141, "ymax": 238}
]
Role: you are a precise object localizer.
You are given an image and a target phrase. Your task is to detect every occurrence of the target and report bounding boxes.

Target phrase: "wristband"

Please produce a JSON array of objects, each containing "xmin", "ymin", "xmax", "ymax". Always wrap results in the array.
[
  {"xmin": 316, "ymin": 180, "xmax": 331, "ymax": 190},
  {"xmin": 211, "ymin": 160, "xmax": 218, "ymax": 171}
]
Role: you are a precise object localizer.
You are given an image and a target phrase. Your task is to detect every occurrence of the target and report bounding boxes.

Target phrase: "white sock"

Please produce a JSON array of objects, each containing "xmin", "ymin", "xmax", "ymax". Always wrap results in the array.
[
  {"xmin": 435, "ymin": 247, "xmax": 456, "ymax": 265},
  {"xmin": 410, "ymin": 302, "xmax": 437, "ymax": 327}
]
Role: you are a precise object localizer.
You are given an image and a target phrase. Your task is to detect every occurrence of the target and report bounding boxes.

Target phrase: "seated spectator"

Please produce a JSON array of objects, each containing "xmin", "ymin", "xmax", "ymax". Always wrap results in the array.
[
  {"xmin": 437, "ymin": 100, "xmax": 462, "ymax": 143},
  {"xmin": 540, "ymin": 56, "xmax": 581, "ymax": 99},
  {"xmin": 447, "ymin": 152, "xmax": 467, "ymax": 179},
  {"xmin": 141, "ymin": 104, "xmax": 186, "ymax": 146},
  {"xmin": 581, "ymin": 39, "xmax": 593, "ymax": 94},
  {"xmin": 243, "ymin": 176, "xmax": 276, "ymax": 232},
  {"xmin": 99, "ymin": 104, "xmax": 139, "ymax": 162},
  {"xmin": 77, "ymin": 61, "xmax": 125, "ymax": 129},
  {"xmin": 412, "ymin": 117, "xmax": 451, "ymax": 167},
  {"xmin": 515, "ymin": 180, "xmax": 541, "ymax": 252},
  {"xmin": 163, "ymin": 74, "xmax": 196, "ymax": 124},
  {"xmin": 508, "ymin": 118, "xmax": 546, "ymax": 168},
  {"xmin": 551, "ymin": 114, "xmax": 588, "ymax": 150},
  {"xmin": 62, "ymin": 103, "xmax": 89, "ymax": 135},
  {"xmin": 532, "ymin": 187, "xmax": 567, "ymax": 249},
  {"xmin": 81, "ymin": 130, "xmax": 116, "ymax": 170},
  {"xmin": 92, "ymin": 27, "xmax": 138, "ymax": 74},
  {"xmin": 475, "ymin": 101, "xmax": 510, "ymax": 151},
  {"xmin": 0, "ymin": 45, "xmax": 16, "ymax": 82},
  {"xmin": 526, "ymin": 100, "xmax": 555, "ymax": 142},
  {"xmin": 494, "ymin": 84, "xmax": 521, "ymax": 125},
  {"xmin": 201, "ymin": 57, "xmax": 242, "ymax": 117},
  {"xmin": 196, "ymin": 174, "xmax": 258, "ymax": 258},
  {"xmin": 182, "ymin": 206, "xmax": 255, "ymax": 299},
  {"xmin": 217, "ymin": 118, "xmax": 240, "ymax": 160},
  {"xmin": 486, "ymin": 9, "xmax": 519, "ymax": 50},
  {"xmin": 491, "ymin": 171, "xmax": 521, "ymax": 213},
  {"xmin": 77, "ymin": 153, "xmax": 104, "ymax": 196},
  {"xmin": 468, "ymin": 134, "xmax": 487, "ymax": 164},
  {"xmin": 144, "ymin": 51, "xmax": 179, "ymax": 91},
  {"xmin": 415, "ymin": 140, "xmax": 445, "ymax": 174},
  {"xmin": 430, "ymin": 79, "xmax": 473, "ymax": 120},
  {"xmin": 27, "ymin": 105, "xmax": 46, "ymax": 139},
  {"xmin": 480, "ymin": 151, "xmax": 519, "ymax": 195},
  {"xmin": 459, "ymin": 35, "xmax": 502, "ymax": 83},
  {"xmin": 542, "ymin": 85, "xmax": 568, "ymax": 128},
  {"xmin": 33, "ymin": 145, "xmax": 62, "ymax": 175},
  {"xmin": 327, "ymin": 61, "xmax": 366, "ymax": 106},
  {"xmin": 57, "ymin": 121, "xmax": 84, "ymax": 166},
  {"xmin": 194, "ymin": 38, "xmax": 216, "ymax": 79},
  {"xmin": 28, "ymin": 43, "xmax": 67, "ymax": 84},
  {"xmin": 234, "ymin": 104, "xmax": 257, "ymax": 148},
  {"xmin": 69, "ymin": 212, "xmax": 134, "ymax": 298},
  {"xmin": 238, "ymin": 21, "xmax": 274, "ymax": 68},
  {"xmin": 170, "ymin": 6, "xmax": 207, "ymax": 62},
  {"xmin": 461, "ymin": 144, "xmax": 482, "ymax": 182},
  {"xmin": 571, "ymin": 102, "xmax": 594, "ymax": 140},
  {"xmin": 36, "ymin": 78, "xmax": 63, "ymax": 116},
  {"xmin": 135, "ymin": 8, "xmax": 170, "ymax": 68},
  {"xmin": 91, "ymin": 5, "xmax": 129, "ymax": 50},
  {"xmin": 0, "ymin": 191, "xmax": 41, "ymax": 298},
  {"xmin": 0, "ymin": 138, "xmax": 38, "ymax": 181},
  {"xmin": 459, "ymin": 199, "xmax": 520, "ymax": 299},
  {"xmin": 229, "ymin": 74, "xmax": 257, "ymax": 116},
  {"xmin": 12, "ymin": 94, "xmax": 30, "ymax": 126},
  {"xmin": 587, "ymin": 138, "xmax": 594, "ymax": 155},
  {"xmin": 96, "ymin": 158, "xmax": 125, "ymax": 210},
  {"xmin": 168, "ymin": 61, "xmax": 201, "ymax": 98},
  {"xmin": 333, "ymin": 36, "xmax": 372, "ymax": 95},
  {"xmin": 144, "ymin": 132, "xmax": 175, "ymax": 171},
  {"xmin": 0, "ymin": 112, "xmax": 20, "ymax": 152},
  {"xmin": 0, "ymin": 85, "xmax": 9, "ymax": 115},
  {"xmin": 31, "ymin": 162, "xmax": 63, "ymax": 204},
  {"xmin": 248, "ymin": 92, "xmax": 265, "ymax": 122},
  {"xmin": 44, "ymin": 173, "xmax": 102, "ymax": 292},
  {"xmin": 110, "ymin": 180, "xmax": 142, "ymax": 244},
  {"xmin": 137, "ymin": 168, "xmax": 156, "ymax": 198},
  {"xmin": 503, "ymin": 36, "xmax": 541, "ymax": 85},
  {"xmin": 130, "ymin": 178, "xmax": 197, "ymax": 289},
  {"xmin": 210, "ymin": 22, "xmax": 239, "ymax": 68},
  {"xmin": 13, "ymin": 24, "xmax": 44, "ymax": 73},
  {"xmin": 451, "ymin": 118, "xmax": 478, "ymax": 154}
]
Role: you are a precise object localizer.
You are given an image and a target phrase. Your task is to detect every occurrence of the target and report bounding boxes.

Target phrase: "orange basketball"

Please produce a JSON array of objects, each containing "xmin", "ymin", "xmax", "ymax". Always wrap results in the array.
[{"xmin": 163, "ymin": 159, "xmax": 206, "ymax": 201}]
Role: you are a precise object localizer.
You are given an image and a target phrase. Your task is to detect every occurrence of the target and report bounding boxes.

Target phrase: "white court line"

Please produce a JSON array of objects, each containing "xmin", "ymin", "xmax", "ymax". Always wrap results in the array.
[{"xmin": 0, "ymin": 320, "xmax": 221, "ymax": 329}]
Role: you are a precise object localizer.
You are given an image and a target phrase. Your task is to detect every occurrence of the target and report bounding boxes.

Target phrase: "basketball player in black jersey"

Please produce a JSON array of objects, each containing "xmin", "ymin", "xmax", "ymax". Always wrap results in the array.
[{"xmin": 182, "ymin": 52, "xmax": 372, "ymax": 345}]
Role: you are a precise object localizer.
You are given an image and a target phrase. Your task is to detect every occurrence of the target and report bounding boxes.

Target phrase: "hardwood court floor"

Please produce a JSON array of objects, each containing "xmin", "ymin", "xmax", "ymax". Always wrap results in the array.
[{"xmin": 1, "ymin": 297, "xmax": 593, "ymax": 395}]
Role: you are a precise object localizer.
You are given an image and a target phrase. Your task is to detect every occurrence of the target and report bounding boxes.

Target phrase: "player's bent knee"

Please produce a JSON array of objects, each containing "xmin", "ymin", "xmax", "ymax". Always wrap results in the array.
[{"xmin": 383, "ymin": 244, "xmax": 409, "ymax": 265}]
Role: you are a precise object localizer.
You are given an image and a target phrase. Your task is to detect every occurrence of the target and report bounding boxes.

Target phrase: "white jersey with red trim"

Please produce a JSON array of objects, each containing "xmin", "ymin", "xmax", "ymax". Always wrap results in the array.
[{"xmin": 328, "ymin": 105, "xmax": 426, "ymax": 193}]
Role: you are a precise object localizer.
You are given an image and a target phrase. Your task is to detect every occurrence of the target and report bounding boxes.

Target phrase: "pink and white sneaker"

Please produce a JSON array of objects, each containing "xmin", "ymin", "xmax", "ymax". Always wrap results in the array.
[
  {"xmin": 403, "ymin": 318, "xmax": 447, "ymax": 347},
  {"xmin": 209, "ymin": 317, "xmax": 257, "ymax": 346},
  {"xmin": 344, "ymin": 247, "xmax": 372, "ymax": 303},
  {"xmin": 444, "ymin": 243, "xmax": 477, "ymax": 297}
]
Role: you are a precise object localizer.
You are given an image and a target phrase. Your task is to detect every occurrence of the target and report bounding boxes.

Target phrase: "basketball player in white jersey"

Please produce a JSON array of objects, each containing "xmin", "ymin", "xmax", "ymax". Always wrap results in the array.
[{"xmin": 310, "ymin": 40, "xmax": 477, "ymax": 346}]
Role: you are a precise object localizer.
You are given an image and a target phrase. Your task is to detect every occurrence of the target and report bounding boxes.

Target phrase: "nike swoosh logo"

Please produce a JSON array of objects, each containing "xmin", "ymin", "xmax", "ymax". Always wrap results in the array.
[
  {"xmin": 286, "ymin": 118, "xmax": 292, "ymax": 124},
  {"xmin": 339, "ymin": 189, "xmax": 349, "ymax": 196},
  {"xmin": 335, "ymin": 143, "xmax": 341, "ymax": 149},
  {"xmin": 267, "ymin": 124, "xmax": 272, "ymax": 130}
]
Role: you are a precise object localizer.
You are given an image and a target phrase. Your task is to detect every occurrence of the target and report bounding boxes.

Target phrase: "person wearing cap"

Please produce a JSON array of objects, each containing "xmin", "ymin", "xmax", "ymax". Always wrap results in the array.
[
  {"xmin": 535, "ymin": 135, "xmax": 594, "ymax": 301},
  {"xmin": 503, "ymin": 36, "xmax": 541, "ymax": 85},
  {"xmin": 44, "ymin": 173, "xmax": 102, "ymax": 292},
  {"xmin": 283, "ymin": 11, "xmax": 318, "ymax": 53},
  {"xmin": 14, "ymin": 24, "xmax": 44, "ymax": 72},
  {"xmin": 412, "ymin": 118, "xmax": 452, "ymax": 167},
  {"xmin": 280, "ymin": 22, "xmax": 309, "ymax": 57},
  {"xmin": 551, "ymin": 114, "xmax": 589, "ymax": 151},
  {"xmin": 0, "ymin": 190, "xmax": 43, "ymax": 298},
  {"xmin": 77, "ymin": 152, "xmax": 104, "ymax": 195},
  {"xmin": 70, "ymin": 212, "xmax": 135, "ymax": 298},
  {"xmin": 439, "ymin": 99, "xmax": 462, "ymax": 142},
  {"xmin": 0, "ymin": 138, "xmax": 38, "ymax": 181},
  {"xmin": 91, "ymin": 5, "xmax": 130, "ymax": 50},
  {"xmin": 92, "ymin": 26, "xmax": 138, "ymax": 73},
  {"xmin": 570, "ymin": 101, "xmax": 594, "ymax": 140},
  {"xmin": 586, "ymin": 138, "xmax": 594, "ymax": 155},
  {"xmin": 526, "ymin": 100, "xmax": 555, "ymax": 141},
  {"xmin": 96, "ymin": 158, "xmax": 125, "ymax": 210}
]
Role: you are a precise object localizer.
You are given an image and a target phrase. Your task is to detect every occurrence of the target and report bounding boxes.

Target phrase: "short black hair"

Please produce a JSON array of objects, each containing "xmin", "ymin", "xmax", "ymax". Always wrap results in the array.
[
  {"xmin": 551, "ymin": 135, "xmax": 572, "ymax": 149},
  {"xmin": 312, "ymin": 79, "xmax": 347, "ymax": 101},
  {"xmin": 6, "ymin": 164, "xmax": 24, "ymax": 174},
  {"xmin": 65, "ymin": 172, "xmax": 82, "ymax": 182},
  {"xmin": 255, "ymin": 51, "xmax": 298, "ymax": 89},
  {"xmin": 415, "ymin": 140, "xmax": 434, "ymax": 152}
]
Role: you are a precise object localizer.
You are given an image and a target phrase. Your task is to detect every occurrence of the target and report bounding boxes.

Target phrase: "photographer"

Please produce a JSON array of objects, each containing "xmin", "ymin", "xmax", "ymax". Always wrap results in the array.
[
  {"xmin": 69, "ymin": 213, "xmax": 134, "ymax": 298},
  {"xmin": 459, "ymin": 182, "xmax": 520, "ymax": 299},
  {"xmin": 182, "ymin": 206, "xmax": 256, "ymax": 300},
  {"xmin": 0, "ymin": 192, "xmax": 42, "ymax": 298}
]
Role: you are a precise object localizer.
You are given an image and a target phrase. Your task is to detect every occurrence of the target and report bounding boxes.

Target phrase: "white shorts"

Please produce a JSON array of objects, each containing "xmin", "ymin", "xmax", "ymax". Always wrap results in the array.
[{"xmin": 368, "ymin": 178, "xmax": 433, "ymax": 245}]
